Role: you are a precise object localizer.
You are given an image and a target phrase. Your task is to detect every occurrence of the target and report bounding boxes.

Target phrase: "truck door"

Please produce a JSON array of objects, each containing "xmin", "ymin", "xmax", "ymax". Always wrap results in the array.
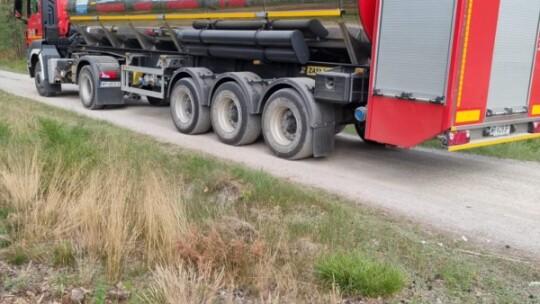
[{"xmin": 486, "ymin": 0, "xmax": 540, "ymax": 117}]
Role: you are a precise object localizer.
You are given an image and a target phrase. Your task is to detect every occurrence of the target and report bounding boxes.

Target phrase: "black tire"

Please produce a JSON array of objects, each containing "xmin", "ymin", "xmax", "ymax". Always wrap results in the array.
[
  {"xmin": 78, "ymin": 66, "xmax": 104, "ymax": 110},
  {"xmin": 354, "ymin": 122, "xmax": 385, "ymax": 146},
  {"xmin": 210, "ymin": 82, "xmax": 261, "ymax": 146},
  {"xmin": 262, "ymin": 88, "xmax": 313, "ymax": 160},
  {"xmin": 34, "ymin": 61, "xmax": 60, "ymax": 97},
  {"xmin": 147, "ymin": 96, "xmax": 170, "ymax": 107},
  {"xmin": 170, "ymin": 78, "xmax": 211, "ymax": 134}
]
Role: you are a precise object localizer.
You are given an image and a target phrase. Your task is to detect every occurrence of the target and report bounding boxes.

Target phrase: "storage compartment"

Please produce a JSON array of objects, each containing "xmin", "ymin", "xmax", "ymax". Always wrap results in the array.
[{"xmin": 314, "ymin": 70, "xmax": 368, "ymax": 105}]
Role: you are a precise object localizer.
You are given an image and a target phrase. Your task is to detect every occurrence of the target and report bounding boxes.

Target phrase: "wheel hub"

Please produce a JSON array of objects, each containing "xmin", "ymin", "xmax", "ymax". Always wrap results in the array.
[
  {"xmin": 227, "ymin": 103, "xmax": 239, "ymax": 127},
  {"xmin": 281, "ymin": 110, "xmax": 297, "ymax": 141}
]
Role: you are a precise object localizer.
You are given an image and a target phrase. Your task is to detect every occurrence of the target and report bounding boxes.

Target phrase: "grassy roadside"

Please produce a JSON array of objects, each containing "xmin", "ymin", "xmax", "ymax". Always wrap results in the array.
[
  {"xmin": 0, "ymin": 59, "xmax": 26, "ymax": 74},
  {"xmin": 0, "ymin": 90, "xmax": 539, "ymax": 303},
  {"xmin": 343, "ymin": 125, "xmax": 540, "ymax": 162}
]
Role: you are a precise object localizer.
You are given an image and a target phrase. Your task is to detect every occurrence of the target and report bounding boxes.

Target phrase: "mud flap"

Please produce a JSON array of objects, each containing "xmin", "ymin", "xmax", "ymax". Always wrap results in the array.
[{"xmin": 313, "ymin": 125, "xmax": 335, "ymax": 158}]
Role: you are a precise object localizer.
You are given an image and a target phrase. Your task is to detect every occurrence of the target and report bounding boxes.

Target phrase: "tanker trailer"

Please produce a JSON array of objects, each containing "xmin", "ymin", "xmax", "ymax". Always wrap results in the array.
[{"xmin": 16, "ymin": 0, "xmax": 540, "ymax": 159}]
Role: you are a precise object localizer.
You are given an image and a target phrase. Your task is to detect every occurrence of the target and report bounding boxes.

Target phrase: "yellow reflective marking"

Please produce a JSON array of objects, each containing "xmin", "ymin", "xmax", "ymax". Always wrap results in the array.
[
  {"xmin": 166, "ymin": 12, "xmax": 257, "ymax": 20},
  {"xmin": 70, "ymin": 16, "xmax": 95, "ymax": 21},
  {"xmin": 532, "ymin": 105, "xmax": 540, "ymax": 116},
  {"xmin": 457, "ymin": 0, "xmax": 474, "ymax": 108},
  {"xmin": 267, "ymin": 9, "xmax": 342, "ymax": 18},
  {"xmin": 455, "ymin": 109, "xmax": 481, "ymax": 124},
  {"xmin": 69, "ymin": 9, "xmax": 342, "ymax": 22},
  {"xmin": 448, "ymin": 133, "xmax": 540, "ymax": 151}
]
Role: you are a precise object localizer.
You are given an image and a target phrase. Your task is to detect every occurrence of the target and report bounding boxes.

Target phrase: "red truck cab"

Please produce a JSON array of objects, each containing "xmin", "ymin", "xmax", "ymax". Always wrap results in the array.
[{"xmin": 14, "ymin": 0, "xmax": 70, "ymax": 46}]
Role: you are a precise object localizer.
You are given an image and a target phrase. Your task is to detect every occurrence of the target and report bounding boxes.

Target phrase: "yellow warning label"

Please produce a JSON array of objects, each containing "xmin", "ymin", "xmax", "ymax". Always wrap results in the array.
[{"xmin": 305, "ymin": 66, "xmax": 332, "ymax": 76}]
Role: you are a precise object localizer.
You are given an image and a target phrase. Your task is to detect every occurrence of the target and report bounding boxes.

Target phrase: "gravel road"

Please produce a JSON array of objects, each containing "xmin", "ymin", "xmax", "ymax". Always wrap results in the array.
[{"xmin": 1, "ymin": 70, "xmax": 539, "ymax": 257}]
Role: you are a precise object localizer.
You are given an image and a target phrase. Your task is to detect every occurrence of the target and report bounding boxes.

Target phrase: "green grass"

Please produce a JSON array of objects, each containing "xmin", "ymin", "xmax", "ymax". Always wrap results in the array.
[
  {"xmin": 0, "ymin": 58, "xmax": 26, "ymax": 74},
  {"xmin": 52, "ymin": 243, "xmax": 76, "ymax": 267},
  {"xmin": 314, "ymin": 253, "xmax": 406, "ymax": 297},
  {"xmin": 0, "ymin": 89, "xmax": 539, "ymax": 303},
  {"xmin": 7, "ymin": 248, "xmax": 29, "ymax": 266}
]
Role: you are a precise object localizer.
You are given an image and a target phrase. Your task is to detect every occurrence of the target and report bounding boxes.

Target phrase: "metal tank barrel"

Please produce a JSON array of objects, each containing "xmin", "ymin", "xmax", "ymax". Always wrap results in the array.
[{"xmin": 67, "ymin": 0, "xmax": 376, "ymax": 40}]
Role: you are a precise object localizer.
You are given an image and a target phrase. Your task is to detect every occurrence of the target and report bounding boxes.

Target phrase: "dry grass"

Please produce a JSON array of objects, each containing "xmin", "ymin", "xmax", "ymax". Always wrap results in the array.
[
  {"xmin": 146, "ymin": 263, "xmax": 228, "ymax": 304},
  {"xmin": 0, "ymin": 152, "xmax": 188, "ymax": 281}
]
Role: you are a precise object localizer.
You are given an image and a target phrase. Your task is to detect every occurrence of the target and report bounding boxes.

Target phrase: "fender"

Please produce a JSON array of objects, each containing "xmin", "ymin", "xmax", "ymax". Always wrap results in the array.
[
  {"xmin": 75, "ymin": 55, "xmax": 120, "ymax": 84},
  {"xmin": 168, "ymin": 67, "xmax": 215, "ymax": 105},
  {"xmin": 75, "ymin": 55, "xmax": 123, "ymax": 106},
  {"xmin": 211, "ymin": 72, "xmax": 265, "ymax": 114},
  {"xmin": 260, "ymin": 78, "xmax": 336, "ymax": 158},
  {"xmin": 27, "ymin": 40, "xmax": 43, "ymax": 78}
]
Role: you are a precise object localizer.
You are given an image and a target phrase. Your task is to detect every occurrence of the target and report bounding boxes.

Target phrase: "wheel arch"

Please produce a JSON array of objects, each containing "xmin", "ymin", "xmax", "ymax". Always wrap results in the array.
[
  {"xmin": 210, "ymin": 72, "xmax": 265, "ymax": 114},
  {"xmin": 260, "ymin": 78, "xmax": 336, "ymax": 158},
  {"xmin": 74, "ymin": 55, "xmax": 119, "ymax": 84},
  {"xmin": 259, "ymin": 78, "xmax": 335, "ymax": 129},
  {"xmin": 168, "ymin": 67, "xmax": 215, "ymax": 106}
]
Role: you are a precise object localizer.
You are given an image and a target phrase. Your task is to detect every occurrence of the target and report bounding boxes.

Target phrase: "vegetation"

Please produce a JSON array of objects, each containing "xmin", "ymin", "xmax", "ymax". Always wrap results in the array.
[
  {"xmin": 314, "ymin": 253, "xmax": 406, "ymax": 297},
  {"xmin": 0, "ymin": 90, "xmax": 539, "ymax": 303},
  {"xmin": 0, "ymin": 2, "xmax": 27, "ymax": 73}
]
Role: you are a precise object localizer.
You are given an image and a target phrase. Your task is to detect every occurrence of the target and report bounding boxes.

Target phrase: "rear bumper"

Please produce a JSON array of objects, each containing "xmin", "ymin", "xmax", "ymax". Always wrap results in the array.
[
  {"xmin": 445, "ymin": 118, "xmax": 540, "ymax": 151},
  {"xmin": 448, "ymin": 133, "xmax": 540, "ymax": 152}
]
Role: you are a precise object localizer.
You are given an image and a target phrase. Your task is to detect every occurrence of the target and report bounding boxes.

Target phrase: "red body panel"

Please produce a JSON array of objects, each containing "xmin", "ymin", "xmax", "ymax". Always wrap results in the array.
[
  {"xmin": 529, "ymin": 31, "xmax": 540, "ymax": 117},
  {"xmin": 25, "ymin": 0, "xmax": 69, "ymax": 45},
  {"xmin": 358, "ymin": 0, "xmax": 376, "ymax": 42},
  {"xmin": 365, "ymin": 0, "xmax": 467, "ymax": 147},
  {"xmin": 452, "ymin": 0, "xmax": 500, "ymax": 125},
  {"xmin": 165, "ymin": 0, "xmax": 198, "ymax": 9}
]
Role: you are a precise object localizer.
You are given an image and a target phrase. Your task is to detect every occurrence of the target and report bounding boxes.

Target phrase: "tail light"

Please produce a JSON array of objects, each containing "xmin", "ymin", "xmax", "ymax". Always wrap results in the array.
[
  {"xmin": 99, "ymin": 71, "xmax": 119, "ymax": 79},
  {"xmin": 531, "ymin": 122, "xmax": 540, "ymax": 133},
  {"xmin": 444, "ymin": 130, "xmax": 471, "ymax": 147}
]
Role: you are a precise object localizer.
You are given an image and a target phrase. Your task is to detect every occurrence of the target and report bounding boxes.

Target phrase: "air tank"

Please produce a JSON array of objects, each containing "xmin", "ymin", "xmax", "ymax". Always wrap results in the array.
[{"xmin": 67, "ymin": 0, "xmax": 376, "ymax": 41}]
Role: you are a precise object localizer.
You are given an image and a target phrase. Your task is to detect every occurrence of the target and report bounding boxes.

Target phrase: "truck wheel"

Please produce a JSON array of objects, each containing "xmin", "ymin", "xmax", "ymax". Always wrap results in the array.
[
  {"xmin": 170, "ymin": 78, "xmax": 211, "ymax": 134},
  {"xmin": 147, "ymin": 96, "xmax": 170, "ymax": 107},
  {"xmin": 34, "ymin": 61, "xmax": 60, "ymax": 97},
  {"xmin": 78, "ymin": 66, "xmax": 104, "ymax": 110},
  {"xmin": 262, "ymin": 88, "xmax": 313, "ymax": 160},
  {"xmin": 211, "ymin": 82, "xmax": 261, "ymax": 146},
  {"xmin": 354, "ymin": 122, "xmax": 385, "ymax": 146}
]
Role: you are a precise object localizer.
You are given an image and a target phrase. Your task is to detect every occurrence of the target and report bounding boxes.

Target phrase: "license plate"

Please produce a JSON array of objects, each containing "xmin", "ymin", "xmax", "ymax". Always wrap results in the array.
[
  {"xmin": 485, "ymin": 125, "xmax": 511, "ymax": 137},
  {"xmin": 100, "ymin": 81, "xmax": 121, "ymax": 88}
]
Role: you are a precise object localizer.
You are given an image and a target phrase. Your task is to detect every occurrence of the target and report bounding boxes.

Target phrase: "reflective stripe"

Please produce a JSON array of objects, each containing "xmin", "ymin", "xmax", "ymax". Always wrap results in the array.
[
  {"xmin": 456, "ymin": 0, "xmax": 473, "ymax": 107},
  {"xmin": 70, "ymin": 9, "xmax": 341, "ymax": 22},
  {"xmin": 532, "ymin": 105, "xmax": 540, "ymax": 116},
  {"xmin": 455, "ymin": 109, "xmax": 481, "ymax": 123},
  {"xmin": 448, "ymin": 133, "xmax": 540, "ymax": 151}
]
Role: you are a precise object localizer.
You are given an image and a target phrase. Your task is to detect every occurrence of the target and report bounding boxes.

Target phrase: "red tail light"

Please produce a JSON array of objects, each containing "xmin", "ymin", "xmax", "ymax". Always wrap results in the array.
[
  {"xmin": 445, "ymin": 130, "xmax": 471, "ymax": 147},
  {"xmin": 531, "ymin": 122, "xmax": 540, "ymax": 133},
  {"xmin": 99, "ymin": 71, "xmax": 119, "ymax": 79}
]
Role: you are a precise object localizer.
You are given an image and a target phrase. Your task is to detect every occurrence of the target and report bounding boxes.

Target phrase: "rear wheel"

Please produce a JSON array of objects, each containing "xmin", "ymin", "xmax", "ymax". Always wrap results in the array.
[
  {"xmin": 262, "ymin": 88, "xmax": 313, "ymax": 160},
  {"xmin": 170, "ymin": 78, "xmax": 211, "ymax": 134},
  {"xmin": 78, "ymin": 66, "xmax": 103, "ymax": 110},
  {"xmin": 211, "ymin": 82, "xmax": 261, "ymax": 146},
  {"xmin": 147, "ymin": 96, "xmax": 170, "ymax": 107},
  {"xmin": 34, "ymin": 61, "xmax": 60, "ymax": 97}
]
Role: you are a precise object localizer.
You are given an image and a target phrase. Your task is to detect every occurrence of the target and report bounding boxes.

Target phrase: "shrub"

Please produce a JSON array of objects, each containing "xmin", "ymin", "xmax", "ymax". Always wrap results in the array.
[{"xmin": 314, "ymin": 253, "xmax": 406, "ymax": 297}]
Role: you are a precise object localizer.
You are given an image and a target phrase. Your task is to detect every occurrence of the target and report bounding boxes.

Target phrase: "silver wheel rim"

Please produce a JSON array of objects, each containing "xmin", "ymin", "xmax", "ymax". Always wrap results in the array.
[
  {"xmin": 215, "ymin": 90, "xmax": 240, "ymax": 134},
  {"xmin": 268, "ymin": 98, "xmax": 298, "ymax": 146},
  {"xmin": 173, "ymin": 86, "xmax": 194, "ymax": 124},
  {"xmin": 35, "ymin": 70, "xmax": 42, "ymax": 87},
  {"xmin": 80, "ymin": 73, "xmax": 93, "ymax": 105}
]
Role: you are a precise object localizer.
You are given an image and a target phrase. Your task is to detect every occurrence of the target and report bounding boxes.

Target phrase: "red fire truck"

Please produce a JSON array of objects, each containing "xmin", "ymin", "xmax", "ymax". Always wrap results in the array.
[{"xmin": 13, "ymin": 0, "xmax": 540, "ymax": 159}]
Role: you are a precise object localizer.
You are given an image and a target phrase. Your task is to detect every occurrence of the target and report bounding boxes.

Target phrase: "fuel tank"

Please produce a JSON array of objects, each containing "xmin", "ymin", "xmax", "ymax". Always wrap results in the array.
[{"xmin": 67, "ymin": 0, "xmax": 376, "ymax": 41}]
